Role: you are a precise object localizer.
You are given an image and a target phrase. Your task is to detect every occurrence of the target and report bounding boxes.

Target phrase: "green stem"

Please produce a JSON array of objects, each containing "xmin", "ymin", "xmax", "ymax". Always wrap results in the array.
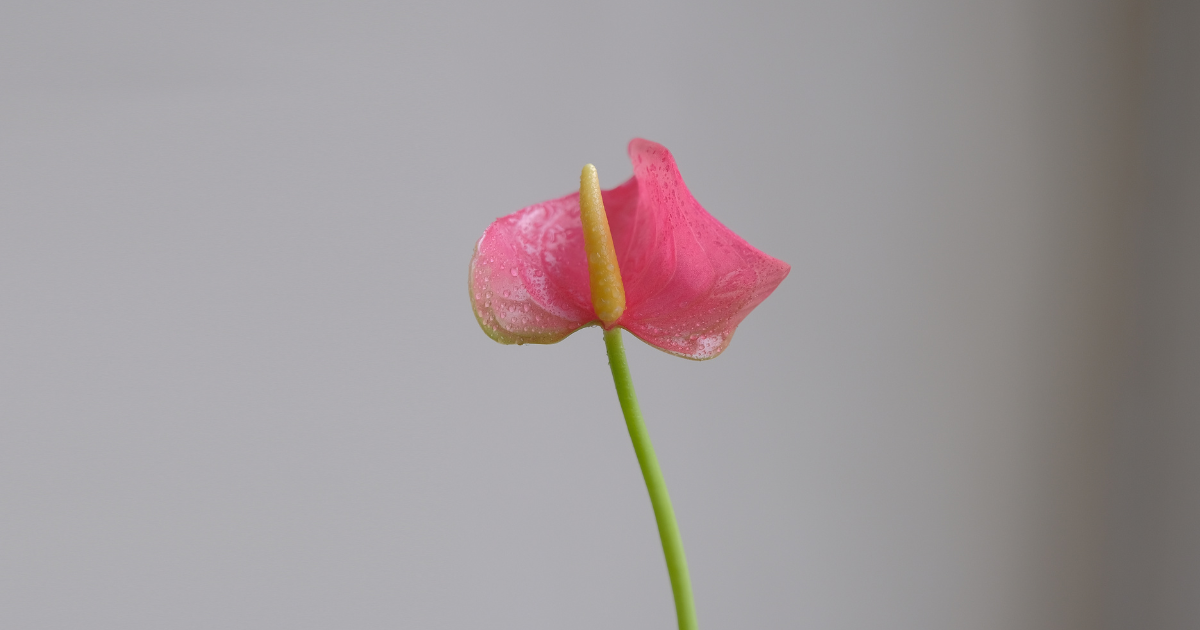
[{"xmin": 603, "ymin": 327, "xmax": 697, "ymax": 630}]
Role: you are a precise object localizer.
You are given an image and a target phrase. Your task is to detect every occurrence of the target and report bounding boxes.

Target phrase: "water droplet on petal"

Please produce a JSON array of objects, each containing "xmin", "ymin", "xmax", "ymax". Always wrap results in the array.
[{"xmin": 510, "ymin": 267, "xmax": 518, "ymax": 277}]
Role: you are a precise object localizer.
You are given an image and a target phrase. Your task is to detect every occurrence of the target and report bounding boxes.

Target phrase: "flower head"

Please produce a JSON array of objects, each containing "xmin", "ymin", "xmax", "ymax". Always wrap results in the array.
[{"xmin": 469, "ymin": 139, "xmax": 789, "ymax": 360}]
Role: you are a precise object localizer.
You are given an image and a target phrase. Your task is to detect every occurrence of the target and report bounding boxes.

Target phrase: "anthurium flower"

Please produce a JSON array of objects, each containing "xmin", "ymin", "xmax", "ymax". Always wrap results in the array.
[
  {"xmin": 469, "ymin": 139, "xmax": 789, "ymax": 359},
  {"xmin": 470, "ymin": 141, "xmax": 790, "ymax": 630}
]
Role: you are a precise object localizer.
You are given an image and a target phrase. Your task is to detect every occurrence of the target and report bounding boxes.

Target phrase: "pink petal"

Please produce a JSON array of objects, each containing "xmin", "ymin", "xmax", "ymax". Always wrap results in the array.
[
  {"xmin": 609, "ymin": 139, "xmax": 791, "ymax": 359},
  {"xmin": 469, "ymin": 139, "xmax": 790, "ymax": 358},
  {"xmin": 469, "ymin": 193, "xmax": 596, "ymax": 345}
]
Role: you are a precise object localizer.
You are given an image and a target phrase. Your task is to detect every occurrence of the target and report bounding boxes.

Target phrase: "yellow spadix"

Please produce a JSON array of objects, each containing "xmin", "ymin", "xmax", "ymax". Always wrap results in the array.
[{"xmin": 579, "ymin": 164, "xmax": 626, "ymax": 326}]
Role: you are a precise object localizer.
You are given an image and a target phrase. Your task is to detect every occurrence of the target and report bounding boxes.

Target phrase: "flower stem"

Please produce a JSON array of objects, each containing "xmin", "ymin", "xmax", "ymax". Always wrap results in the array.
[{"xmin": 603, "ymin": 327, "xmax": 697, "ymax": 630}]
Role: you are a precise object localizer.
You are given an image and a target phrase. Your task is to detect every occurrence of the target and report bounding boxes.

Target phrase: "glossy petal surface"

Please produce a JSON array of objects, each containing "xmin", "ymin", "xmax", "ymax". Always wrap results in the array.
[{"xmin": 469, "ymin": 139, "xmax": 790, "ymax": 359}]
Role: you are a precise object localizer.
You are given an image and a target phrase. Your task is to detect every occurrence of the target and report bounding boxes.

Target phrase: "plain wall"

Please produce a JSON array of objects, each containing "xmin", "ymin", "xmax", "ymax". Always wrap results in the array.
[
  {"xmin": 0, "ymin": 1, "xmax": 1167, "ymax": 629},
  {"xmin": 1106, "ymin": 1, "xmax": 1200, "ymax": 629}
]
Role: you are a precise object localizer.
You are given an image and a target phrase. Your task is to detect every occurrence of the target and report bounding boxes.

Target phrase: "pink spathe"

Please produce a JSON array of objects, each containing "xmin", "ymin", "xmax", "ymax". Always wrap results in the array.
[{"xmin": 469, "ymin": 139, "xmax": 790, "ymax": 360}]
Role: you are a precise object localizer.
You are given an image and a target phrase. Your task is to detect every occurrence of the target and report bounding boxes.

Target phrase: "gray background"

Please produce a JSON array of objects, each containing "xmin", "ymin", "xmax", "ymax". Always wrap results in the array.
[{"xmin": 0, "ymin": 1, "xmax": 1193, "ymax": 629}]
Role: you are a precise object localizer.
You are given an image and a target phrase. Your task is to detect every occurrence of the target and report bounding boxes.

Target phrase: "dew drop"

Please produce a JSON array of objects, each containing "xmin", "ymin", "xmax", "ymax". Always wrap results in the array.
[{"xmin": 510, "ymin": 267, "xmax": 519, "ymax": 277}]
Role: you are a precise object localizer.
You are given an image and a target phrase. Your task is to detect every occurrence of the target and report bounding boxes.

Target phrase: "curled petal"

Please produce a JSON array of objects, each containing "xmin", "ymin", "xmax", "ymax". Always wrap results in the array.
[
  {"xmin": 469, "ymin": 194, "xmax": 596, "ymax": 345},
  {"xmin": 609, "ymin": 140, "xmax": 790, "ymax": 359}
]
